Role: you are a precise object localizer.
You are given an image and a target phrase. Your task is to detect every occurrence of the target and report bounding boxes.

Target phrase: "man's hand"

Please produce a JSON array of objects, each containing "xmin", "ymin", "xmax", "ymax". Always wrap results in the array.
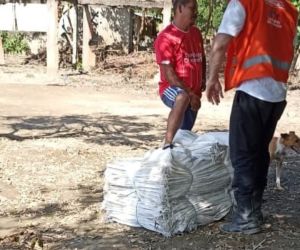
[
  {"xmin": 206, "ymin": 79, "xmax": 224, "ymax": 105},
  {"xmin": 205, "ymin": 34, "xmax": 232, "ymax": 105}
]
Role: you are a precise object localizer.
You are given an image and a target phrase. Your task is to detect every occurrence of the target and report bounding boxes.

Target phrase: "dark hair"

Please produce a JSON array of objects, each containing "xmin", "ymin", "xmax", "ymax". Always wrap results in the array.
[{"xmin": 172, "ymin": 0, "xmax": 192, "ymax": 11}]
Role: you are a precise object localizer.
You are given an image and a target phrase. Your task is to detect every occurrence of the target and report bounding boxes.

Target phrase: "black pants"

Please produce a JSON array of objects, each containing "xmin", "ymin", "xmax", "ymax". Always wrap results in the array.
[{"xmin": 229, "ymin": 91, "xmax": 286, "ymax": 198}]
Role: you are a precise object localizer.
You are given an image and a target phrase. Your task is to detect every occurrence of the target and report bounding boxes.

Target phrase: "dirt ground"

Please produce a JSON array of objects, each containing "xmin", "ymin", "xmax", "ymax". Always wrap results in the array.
[{"xmin": 0, "ymin": 53, "xmax": 300, "ymax": 250}]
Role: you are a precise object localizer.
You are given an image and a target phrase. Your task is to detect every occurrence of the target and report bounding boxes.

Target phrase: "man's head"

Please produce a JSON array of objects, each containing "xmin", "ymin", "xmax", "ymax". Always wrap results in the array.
[{"xmin": 172, "ymin": 0, "xmax": 198, "ymax": 30}]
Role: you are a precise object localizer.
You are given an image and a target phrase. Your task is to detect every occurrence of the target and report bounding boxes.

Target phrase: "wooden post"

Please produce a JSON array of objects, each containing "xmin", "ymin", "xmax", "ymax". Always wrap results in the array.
[
  {"xmin": 0, "ymin": 37, "xmax": 4, "ymax": 65},
  {"xmin": 163, "ymin": 0, "xmax": 172, "ymax": 28},
  {"xmin": 128, "ymin": 8, "xmax": 134, "ymax": 53},
  {"xmin": 82, "ymin": 5, "xmax": 96, "ymax": 71},
  {"xmin": 47, "ymin": 0, "xmax": 59, "ymax": 75}
]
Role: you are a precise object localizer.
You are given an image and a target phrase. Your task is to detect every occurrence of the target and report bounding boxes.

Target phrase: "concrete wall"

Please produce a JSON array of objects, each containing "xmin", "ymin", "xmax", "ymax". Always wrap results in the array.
[{"xmin": 91, "ymin": 6, "xmax": 133, "ymax": 52}]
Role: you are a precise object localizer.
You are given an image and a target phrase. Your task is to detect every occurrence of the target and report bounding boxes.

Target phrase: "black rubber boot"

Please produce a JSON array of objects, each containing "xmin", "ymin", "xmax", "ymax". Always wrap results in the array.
[{"xmin": 220, "ymin": 195, "xmax": 261, "ymax": 235}]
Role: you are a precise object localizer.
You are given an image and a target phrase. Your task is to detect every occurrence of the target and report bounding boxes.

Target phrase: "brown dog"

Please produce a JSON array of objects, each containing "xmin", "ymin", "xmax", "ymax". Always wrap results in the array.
[{"xmin": 269, "ymin": 131, "xmax": 300, "ymax": 190}]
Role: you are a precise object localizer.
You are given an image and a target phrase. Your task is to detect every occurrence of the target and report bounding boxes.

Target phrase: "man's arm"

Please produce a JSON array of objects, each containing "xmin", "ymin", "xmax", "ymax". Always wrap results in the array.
[
  {"xmin": 206, "ymin": 33, "xmax": 232, "ymax": 105},
  {"xmin": 205, "ymin": 0, "xmax": 245, "ymax": 104},
  {"xmin": 161, "ymin": 64, "xmax": 192, "ymax": 94}
]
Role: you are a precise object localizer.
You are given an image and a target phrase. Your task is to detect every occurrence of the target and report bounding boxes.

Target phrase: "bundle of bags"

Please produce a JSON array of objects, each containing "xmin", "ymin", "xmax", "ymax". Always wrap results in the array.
[{"xmin": 102, "ymin": 130, "xmax": 233, "ymax": 236}]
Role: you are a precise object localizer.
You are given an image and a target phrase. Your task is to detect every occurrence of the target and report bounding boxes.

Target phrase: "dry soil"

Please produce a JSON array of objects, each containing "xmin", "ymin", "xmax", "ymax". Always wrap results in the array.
[{"xmin": 0, "ymin": 53, "xmax": 299, "ymax": 250}]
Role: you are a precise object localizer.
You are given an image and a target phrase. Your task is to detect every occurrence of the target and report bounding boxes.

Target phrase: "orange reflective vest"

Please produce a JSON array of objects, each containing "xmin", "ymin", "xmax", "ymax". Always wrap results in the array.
[{"xmin": 225, "ymin": 0, "xmax": 298, "ymax": 91}]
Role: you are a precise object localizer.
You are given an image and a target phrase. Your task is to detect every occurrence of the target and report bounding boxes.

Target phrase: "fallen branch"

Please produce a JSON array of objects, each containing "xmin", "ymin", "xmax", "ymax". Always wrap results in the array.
[{"xmin": 252, "ymin": 239, "xmax": 266, "ymax": 250}]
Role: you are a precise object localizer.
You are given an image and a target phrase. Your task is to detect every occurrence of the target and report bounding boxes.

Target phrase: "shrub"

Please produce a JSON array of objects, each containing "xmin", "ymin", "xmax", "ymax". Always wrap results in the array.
[{"xmin": 0, "ymin": 32, "xmax": 29, "ymax": 54}]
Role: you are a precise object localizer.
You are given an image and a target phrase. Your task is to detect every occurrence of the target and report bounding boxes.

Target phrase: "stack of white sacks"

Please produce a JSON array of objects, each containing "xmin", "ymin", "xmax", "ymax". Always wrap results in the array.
[{"xmin": 102, "ymin": 130, "xmax": 233, "ymax": 236}]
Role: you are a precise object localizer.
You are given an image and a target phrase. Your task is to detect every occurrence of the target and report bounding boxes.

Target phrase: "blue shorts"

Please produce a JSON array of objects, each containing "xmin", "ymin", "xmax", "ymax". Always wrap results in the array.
[{"xmin": 161, "ymin": 86, "xmax": 198, "ymax": 130}]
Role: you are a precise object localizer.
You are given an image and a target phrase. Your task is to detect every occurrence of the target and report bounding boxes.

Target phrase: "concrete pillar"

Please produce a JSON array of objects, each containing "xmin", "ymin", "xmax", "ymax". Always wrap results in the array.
[
  {"xmin": 47, "ymin": 0, "xmax": 59, "ymax": 75},
  {"xmin": 72, "ymin": 3, "xmax": 78, "ymax": 66},
  {"xmin": 295, "ymin": 51, "xmax": 300, "ymax": 70},
  {"xmin": 163, "ymin": 0, "xmax": 172, "ymax": 28},
  {"xmin": 82, "ymin": 5, "xmax": 96, "ymax": 71}
]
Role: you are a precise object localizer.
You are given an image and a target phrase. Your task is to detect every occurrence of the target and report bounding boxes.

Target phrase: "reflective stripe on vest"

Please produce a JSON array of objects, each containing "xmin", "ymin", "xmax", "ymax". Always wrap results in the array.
[{"xmin": 243, "ymin": 55, "xmax": 290, "ymax": 71}]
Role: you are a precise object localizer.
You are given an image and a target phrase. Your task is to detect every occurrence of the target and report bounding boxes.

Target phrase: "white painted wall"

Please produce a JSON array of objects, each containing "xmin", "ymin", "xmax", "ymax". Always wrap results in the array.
[{"xmin": 0, "ymin": 3, "xmax": 48, "ymax": 32}]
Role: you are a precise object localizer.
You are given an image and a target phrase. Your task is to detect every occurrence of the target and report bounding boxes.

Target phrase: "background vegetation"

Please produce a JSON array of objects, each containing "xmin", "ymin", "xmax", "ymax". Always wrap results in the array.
[
  {"xmin": 196, "ymin": 0, "xmax": 300, "ymax": 71},
  {"xmin": 292, "ymin": 0, "xmax": 300, "ymax": 46},
  {"xmin": 0, "ymin": 31, "xmax": 29, "ymax": 54},
  {"xmin": 197, "ymin": 0, "xmax": 299, "ymax": 45},
  {"xmin": 0, "ymin": 0, "xmax": 299, "ymax": 63},
  {"xmin": 196, "ymin": 0, "xmax": 226, "ymax": 38}
]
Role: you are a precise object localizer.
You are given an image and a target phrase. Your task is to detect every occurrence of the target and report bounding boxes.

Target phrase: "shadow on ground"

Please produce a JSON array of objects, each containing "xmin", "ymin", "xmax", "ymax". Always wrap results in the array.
[
  {"xmin": 0, "ymin": 113, "xmax": 165, "ymax": 149},
  {"xmin": 0, "ymin": 115, "xmax": 299, "ymax": 249},
  {"xmin": 1, "ymin": 156, "xmax": 299, "ymax": 250}
]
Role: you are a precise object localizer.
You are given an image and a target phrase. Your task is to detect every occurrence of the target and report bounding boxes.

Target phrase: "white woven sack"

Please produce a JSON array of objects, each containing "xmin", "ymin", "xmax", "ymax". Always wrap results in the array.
[
  {"xmin": 136, "ymin": 198, "xmax": 198, "ymax": 237},
  {"xmin": 102, "ymin": 158, "xmax": 142, "ymax": 227},
  {"xmin": 133, "ymin": 147, "xmax": 193, "ymax": 202}
]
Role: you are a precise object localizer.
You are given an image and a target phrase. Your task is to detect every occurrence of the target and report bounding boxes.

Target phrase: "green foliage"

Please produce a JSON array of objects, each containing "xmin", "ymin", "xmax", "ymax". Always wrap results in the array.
[
  {"xmin": 291, "ymin": 0, "xmax": 300, "ymax": 47},
  {"xmin": 291, "ymin": 0, "xmax": 300, "ymax": 9},
  {"xmin": 75, "ymin": 60, "xmax": 83, "ymax": 71},
  {"xmin": 196, "ymin": 0, "xmax": 227, "ymax": 37},
  {"xmin": 0, "ymin": 32, "xmax": 29, "ymax": 54},
  {"xmin": 196, "ymin": 0, "xmax": 300, "ymax": 47}
]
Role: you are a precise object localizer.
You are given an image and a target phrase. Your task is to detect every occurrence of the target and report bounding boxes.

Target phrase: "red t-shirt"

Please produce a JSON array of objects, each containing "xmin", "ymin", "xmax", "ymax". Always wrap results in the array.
[{"xmin": 154, "ymin": 24, "xmax": 205, "ymax": 96}]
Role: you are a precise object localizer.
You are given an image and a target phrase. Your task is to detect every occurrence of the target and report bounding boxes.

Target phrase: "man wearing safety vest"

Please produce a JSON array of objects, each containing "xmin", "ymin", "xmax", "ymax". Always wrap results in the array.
[{"xmin": 206, "ymin": 0, "xmax": 298, "ymax": 234}]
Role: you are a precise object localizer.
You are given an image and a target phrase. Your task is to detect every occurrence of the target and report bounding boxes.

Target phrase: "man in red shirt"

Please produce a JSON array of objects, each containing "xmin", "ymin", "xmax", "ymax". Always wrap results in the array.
[{"xmin": 154, "ymin": 0, "xmax": 206, "ymax": 149}]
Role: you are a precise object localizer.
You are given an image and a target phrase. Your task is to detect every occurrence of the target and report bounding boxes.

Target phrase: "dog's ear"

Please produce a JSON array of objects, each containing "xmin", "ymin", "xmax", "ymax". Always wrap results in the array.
[
  {"xmin": 289, "ymin": 131, "xmax": 295, "ymax": 135},
  {"xmin": 281, "ymin": 133, "xmax": 289, "ymax": 139}
]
